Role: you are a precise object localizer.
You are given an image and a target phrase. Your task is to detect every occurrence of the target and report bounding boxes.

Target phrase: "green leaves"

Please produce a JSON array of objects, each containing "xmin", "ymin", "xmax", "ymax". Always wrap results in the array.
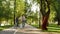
[
  {"xmin": 16, "ymin": 0, "xmax": 25, "ymax": 16},
  {"xmin": 0, "ymin": 0, "xmax": 13, "ymax": 20}
]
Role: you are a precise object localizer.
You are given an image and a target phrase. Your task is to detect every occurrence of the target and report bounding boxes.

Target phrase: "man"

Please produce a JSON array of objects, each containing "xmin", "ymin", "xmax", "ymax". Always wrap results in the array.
[
  {"xmin": 15, "ymin": 16, "xmax": 19, "ymax": 27},
  {"xmin": 21, "ymin": 15, "xmax": 26, "ymax": 28}
]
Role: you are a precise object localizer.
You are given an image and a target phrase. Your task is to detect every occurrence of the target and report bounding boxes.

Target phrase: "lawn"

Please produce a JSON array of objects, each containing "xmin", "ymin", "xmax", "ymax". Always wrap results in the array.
[
  {"xmin": 0, "ymin": 25, "xmax": 13, "ymax": 31},
  {"xmin": 31, "ymin": 24, "xmax": 60, "ymax": 33},
  {"xmin": 47, "ymin": 24, "xmax": 60, "ymax": 33}
]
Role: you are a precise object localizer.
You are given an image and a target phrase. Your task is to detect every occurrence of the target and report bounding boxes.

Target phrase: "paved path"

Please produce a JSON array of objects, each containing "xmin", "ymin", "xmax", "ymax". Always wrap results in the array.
[{"xmin": 0, "ymin": 24, "xmax": 60, "ymax": 34}]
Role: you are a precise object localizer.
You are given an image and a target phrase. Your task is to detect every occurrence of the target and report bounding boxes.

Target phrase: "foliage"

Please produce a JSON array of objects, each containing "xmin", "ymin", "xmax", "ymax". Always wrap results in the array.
[
  {"xmin": 16, "ymin": 0, "xmax": 25, "ymax": 16},
  {"xmin": 0, "ymin": 25, "xmax": 13, "ymax": 31}
]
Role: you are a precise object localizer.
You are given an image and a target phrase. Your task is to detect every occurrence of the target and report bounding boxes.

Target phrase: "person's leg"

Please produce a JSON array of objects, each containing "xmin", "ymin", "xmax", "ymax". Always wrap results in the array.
[
  {"xmin": 16, "ymin": 22, "xmax": 18, "ymax": 27},
  {"xmin": 22, "ymin": 22, "xmax": 25, "ymax": 28},
  {"xmin": 23, "ymin": 22, "xmax": 24, "ymax": 28},
  {"xmin": 17, "ymin": 22, "xmax": 19, "ymax": 27},
  {"xmin": 15, "ymin": 22, "xmax": 18, "ymax": 28},
  {"xmin": 22, "ymin": 22, "xmax": 24, "ymax": 28}
]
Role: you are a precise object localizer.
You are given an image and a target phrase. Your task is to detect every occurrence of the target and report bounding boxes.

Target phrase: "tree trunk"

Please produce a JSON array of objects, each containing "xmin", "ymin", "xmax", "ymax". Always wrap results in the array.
[
  {"xmin": 14, "ymin": 14, "xmax": 15, "ymax": 24},
  {"xmin": 39, "ymin": 19, "xmax": 41, "ymax": 28},
  {"xmin": 0, "ymin": 20, "xmax": 1, "ymax": 26},
  {"xmin": 0, "ymin": 22, "xmax": 1, "ymax": 26},
  {"xmin": 40, "ymin": 0, "xmax": 50, "ymax": 30},
  {"xmin": 57, "ymin": 18, "xmax": 60, "ymax": 25},
  {"xmin": 14, "ymin": 0, "xmax": 16, "ymax": 25},
  {"xmin": 42, "ymin": 12, "xmax": 50, "ymax": 30}
]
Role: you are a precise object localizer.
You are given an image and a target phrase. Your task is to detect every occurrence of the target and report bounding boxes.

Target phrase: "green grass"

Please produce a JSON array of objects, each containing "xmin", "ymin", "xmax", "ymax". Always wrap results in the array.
[
  {"xmin": 47, "ymin": 24, "xmax": 60, "ymax": 33},
  {"xmin": 31, "ymin": 24, "xmax": 60, "ymax": 33},
  {"xmin": 0, "ymin": 25, "xmax": 13, "ymax": 31},
  {"xmin": 31, "ymin": 24, "xmax": 39, "ymax": 28}
]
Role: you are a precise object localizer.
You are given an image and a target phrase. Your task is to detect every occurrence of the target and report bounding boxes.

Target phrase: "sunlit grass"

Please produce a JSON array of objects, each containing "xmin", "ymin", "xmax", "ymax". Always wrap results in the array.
[
  {"xmin": 31, "ymin": 23, "xmax": 39, "ymax": 28},
  {"xmin": 31, "ymin": 23, "xmax": 60, "ymax": 33},
  {"xmin": 0, "ymin": 25, "xmax": 13, "ymax": 31},
  {"xmin": 47, "ymin": 24, "xmax": 60, "ymax": 33}
]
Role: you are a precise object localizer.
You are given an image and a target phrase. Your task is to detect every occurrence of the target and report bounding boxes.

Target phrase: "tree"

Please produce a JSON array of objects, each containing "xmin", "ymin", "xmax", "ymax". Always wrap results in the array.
[
  {"xmin": 0, "ymin": 0, "xmax": 13, "ymax": 26},
  {"xmin": 13, "ymin": 0, "xmax": 25, "ymax": 25},
  {"xmin": 56, "ymin": 2, "xmax": 60, "ymax": 25},
  {"xmin": 51, "ymin": 0, "xmax": 60, "ymax": 25},
  {"xmin": 40, "ymin": 0, "xmax": 50, "ymax": 30},
  {"xmin": 0, "ymin": 0, "xmax": 3, "ymax": 26}
]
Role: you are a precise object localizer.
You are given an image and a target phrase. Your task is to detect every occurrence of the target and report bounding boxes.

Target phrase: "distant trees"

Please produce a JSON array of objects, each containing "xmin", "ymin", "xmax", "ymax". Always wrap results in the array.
[
  {"xmin": 0, "ymin": 0, "xmax": 60, "ymax": 30},
  {"xmin": 57, "ymin": 0, "xmax": 60, "ymax": 25},
  {"xmin": 0, "ymin": 0, "xmax": 13, "ymax": 26},
  {"xmin": 0, "ymin": 0, "xmax": 2, "ymax": 26},
  {"xmin": 50, "ymin": 0, "xmax": 60, "ymax": 25}
]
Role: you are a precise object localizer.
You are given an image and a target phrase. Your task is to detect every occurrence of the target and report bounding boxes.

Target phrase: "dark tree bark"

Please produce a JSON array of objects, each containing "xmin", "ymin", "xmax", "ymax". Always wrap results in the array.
[
  {"xmin": 57, "ymin": 16, "xmax": 60, "ymax": 25},
  {"xmin": 14, "ymin": 0, "xmax": 16, "ymax": 25},
  {"xmin": 42, "ymin": 11, "xmax": 50, "ymax": 30},
  {"xmin": 0, "ymin": 20, "xmax": 1, "ymax": 26},
  {"xmin": 40, "ymin": 0, "xmax": 50, "ymax": 30}
]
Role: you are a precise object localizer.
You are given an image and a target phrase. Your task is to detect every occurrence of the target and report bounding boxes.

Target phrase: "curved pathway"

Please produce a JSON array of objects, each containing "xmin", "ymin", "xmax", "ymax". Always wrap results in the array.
[{"xmin": 0, "ymin": 24, "xmax": 60, "ymax": 34}]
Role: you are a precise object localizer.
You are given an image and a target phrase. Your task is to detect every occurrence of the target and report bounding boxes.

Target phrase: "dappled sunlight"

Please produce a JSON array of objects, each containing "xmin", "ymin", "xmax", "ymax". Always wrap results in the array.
[
  {"xmin": 0, "ymin": 0, "xmax": 60, "ymax": 34},
  {"xmin": 1, "ymin": 21, "xmax": 11, "ymax": 26},
  {"xmin": 3, "ymin": 29, "xmax": 16, "ymax": 31}
]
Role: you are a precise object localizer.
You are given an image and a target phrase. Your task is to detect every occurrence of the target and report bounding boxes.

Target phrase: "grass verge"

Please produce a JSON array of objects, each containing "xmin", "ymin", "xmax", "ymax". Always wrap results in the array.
[{"xmin": 0, "ymin": 25, "xmax": 13, "ymax": 31}]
